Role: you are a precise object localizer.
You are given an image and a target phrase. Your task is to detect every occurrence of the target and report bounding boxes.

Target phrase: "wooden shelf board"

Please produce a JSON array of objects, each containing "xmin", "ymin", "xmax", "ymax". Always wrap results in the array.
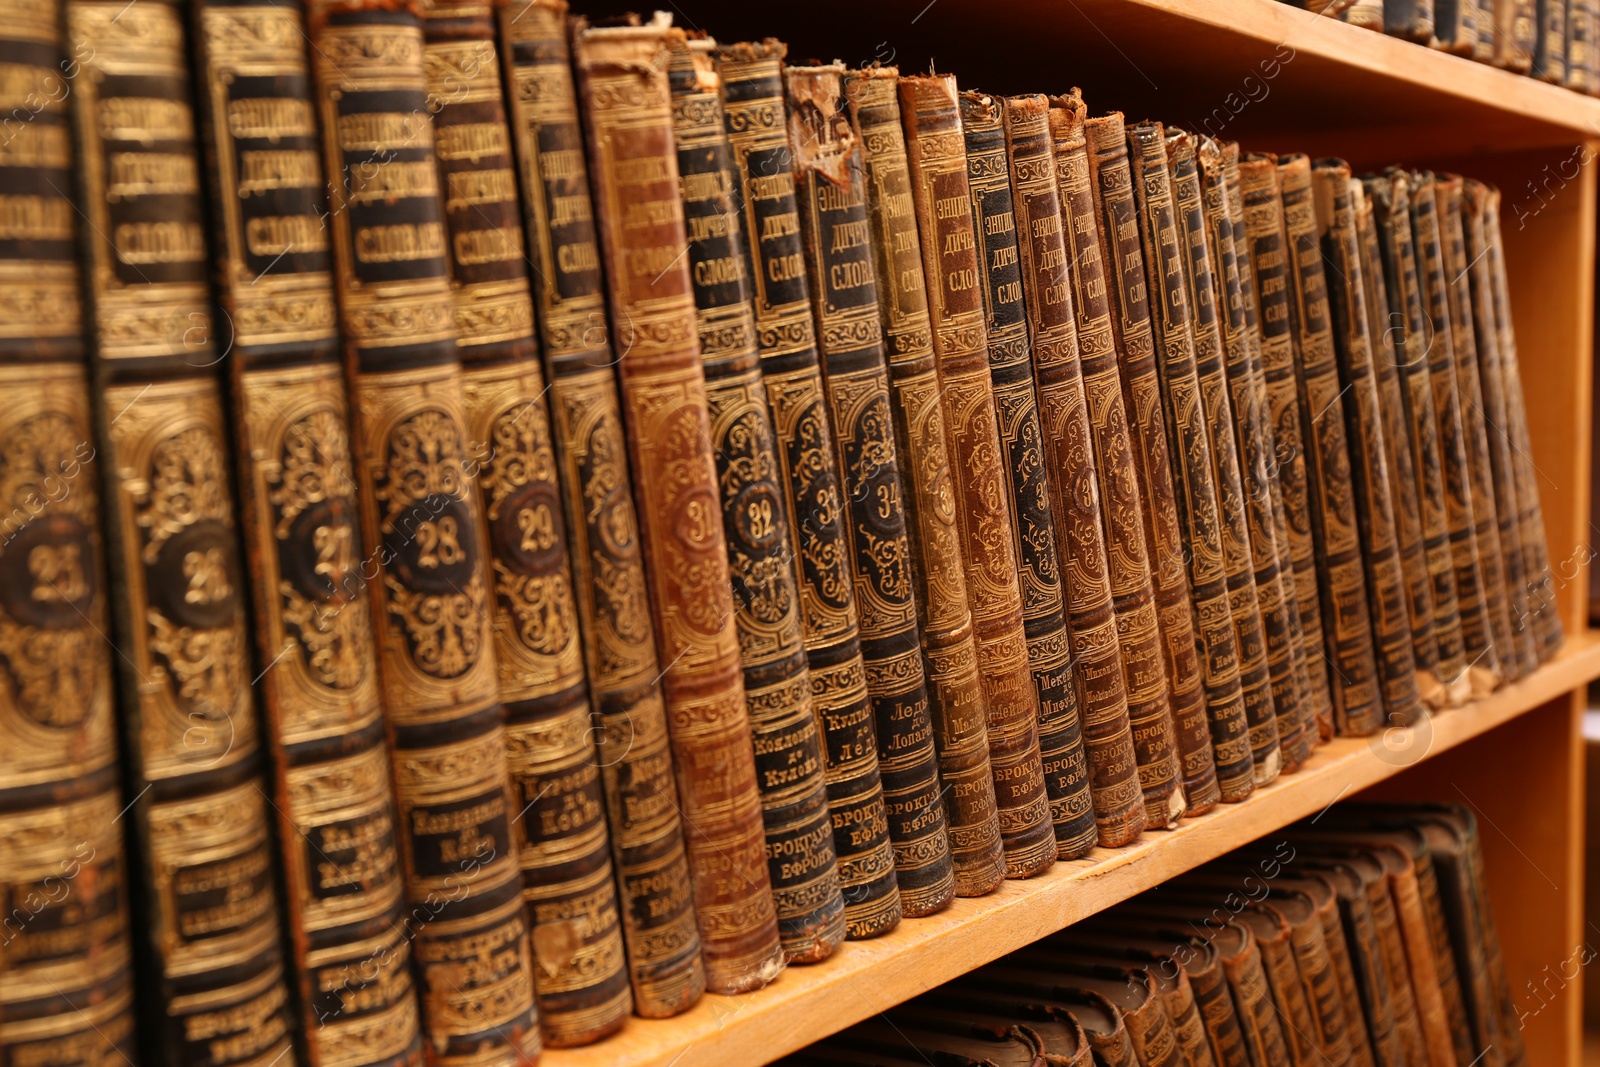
[{"xmin": 546, "ymin": 630, "xmax": 1600, "ymax": 1067}]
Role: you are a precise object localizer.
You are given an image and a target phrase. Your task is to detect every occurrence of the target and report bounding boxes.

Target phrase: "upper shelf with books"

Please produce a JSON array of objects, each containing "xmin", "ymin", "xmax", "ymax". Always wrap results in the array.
[{"xmin": 658, "ymin": 0, "xmax": 1600, "ymax": 165}]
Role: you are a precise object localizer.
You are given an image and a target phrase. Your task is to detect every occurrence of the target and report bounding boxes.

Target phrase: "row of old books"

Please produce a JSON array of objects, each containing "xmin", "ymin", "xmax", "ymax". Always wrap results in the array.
[
  {"xmin": 1294, "ymin": 0, "xmax": 1600, "ymax": 92},
  {"xmin": 0, "ymin": 0, "xmax": 1564, "ymax": 1065},
  {"xmin": 786, "ymin": 802, "xmax": 1526, "ymax": 1067}
]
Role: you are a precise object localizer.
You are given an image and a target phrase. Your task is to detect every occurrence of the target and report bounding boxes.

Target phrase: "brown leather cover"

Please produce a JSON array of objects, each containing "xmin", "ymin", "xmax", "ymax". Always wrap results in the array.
[
  {"xmin": 785, "ymin": 63, "xmax": 957, "ymax": 914},
  {"xmin": 715, "ymin": 42, "xmax": 903, "ymax": 931},
  {"xmin": 1267, "ymin": 872, "xmax": 1379, "ymax": 1067},
  {"xmin": 572, "ymin": 15, "xmax": 784, "ymax": 994},
  {"xmin": 498, "ymin": 0, "xmax": 704, "ymax": 1018},
  {"xmin": 1493, "ymin": 0, "xmax": 1539, "ymax": 70},
  {"xmin": 898, "ymin": 72, "xmax": 1054, "ymax": 878},
  {"xmin": 1234, "ymin": 908, "xmax": 1324, "ymax": 1066},
  {"xmin": 0, "ymin": 3, "xmax": 136, "ymax": 1062},
  {"xmin": 977, "ymin": 962, "xmax": 1186, "ymax": 1067},
  {"xmin": 1533, "ymin": 0, "xmax": 1567, "ymax": 79},
  {"xmin": 671, "ymin": 41, "xmax": 846, "ymax": 965},
  {"xmin": 1036, "ymin": 97, "xmax": 1147, "ymax": 848},
  {"xmin": 1570, "ymin": 0, "xmax": 1599, "ymax": 92},
  {"xmin": 842, "ymin": 66, "xmax": 1004, "ymax": 897},
  {"xmin": 71, "ymin": 1, "xmax": 300, "ymax": 1062},
  {"xmin": 1266, "ymin": 894, "xmax": 1358, "ymax": 1066},
  {"xmin": 1311, "ymin": 162, "xmax": 1425, "ymax": 732},
  {"xmin": 908, "ymin": 988, "xmax": 1097, "ymax": 1066}
]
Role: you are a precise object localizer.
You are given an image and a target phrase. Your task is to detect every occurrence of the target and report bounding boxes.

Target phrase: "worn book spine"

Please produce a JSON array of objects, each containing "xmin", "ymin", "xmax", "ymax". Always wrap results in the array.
[
  {"xmin": 573, "ymin": 16, "xmax": 784, "ymax": 993},
  {"xmin": 1493, "ymin": 0, "xmax": 1539, "ymax": 69},
  {"xmin": 1409, "ymin": 174, "xmax": 1503, "ymax": 695},
  {"xmin": 1077, "ymin": 112, "xmax": 1229, "ymax": 807},
  {"xmin": 193, "ymin": 0, "xmax": 424, "ymax": 1060},
  {"xmin": 998, "ymin": 93, "xmax": 1130, "ymax": 852},
  {"xmin": 1197, "ymin": 139, "xmax": 1301, "ymax": 788},
  {"xmin": 498, "ymin": 0, "xmax": 704, "ymax": 1017},
  {"xmin": 0, "ymin": 5, "xmax": 136, "ymax": 1063},
  {"xmin": 1167, "ymin": 131, "xmax": 1294, "ymax": 782},
  {"xmin": 1436, "ymin": 176, "xmax": 1525, "ymax": 682},
  {"xmin": 307, "ymin": 2, "xmax": 542, "ymax": 1061},
  {"xmin": 1355, "ymin": 180, "xmax": 1444, "ymax": 708},
  {"xmin": 1570, "ymin": 0, "xmax": 1598, "ymax": 92},
  {"xmin": 668, "ymin": 39, "xmax": 845, "ymax": 965},
  {"xmin": 1533, "ymin": 0, "xmax": 1568, "ymax": 78},
  {"xmin": 1385, "ymin": 0, "xmax": 1437, "ymax": 39},
  {"xmin": 1433, "ymin": 0, "xmax": 1486, "ymax": 52},
  {"xmin": 1277, "ymin": 154, "xmax": 1385, "ymax": 738},
  {"xmin": 896, "ymin": 72, "xmax": 1054, "ymax": 877},
  {"xmin": 1311, "ymin": 162, "xmax": 1425, "ymax": 732},
  {"xmin": 1239, "ymin": 156, "xmax": 1338, "ymax": 743},
  {"xmin": 1039, "ymin": 97, "xmax": 1147, "ymax": 848},
  {"xmin": 1341, "ymin": 0, "xmax": 1387, "ymax": 29},
  {"xmin": 843, "ymin": 66, "xmax": 1006, "ymax": 895},
  {"xmin": 68, "ymin": 2, "xmax": 298, "ymax": 1063},
  {"xmin": 714, "ymin": 42, "xmax": 904, "ymax": 929},
  {"xmin": 787, "ymin": 62, "xmax": 957, "ymax": 910},
  {"xmin": 1480, "ymin": 186, "xmax": 1563, "ymax": 662}
]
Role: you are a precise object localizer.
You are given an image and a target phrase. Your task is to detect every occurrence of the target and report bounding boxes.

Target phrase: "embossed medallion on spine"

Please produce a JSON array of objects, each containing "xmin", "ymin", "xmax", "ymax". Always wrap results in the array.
[
  {"xmin": 307, "ymin": 3, "xmax": 541, "ymax": 1060},
  {"xmin": 193, "ymin": 0, "xmax": 424, "ymax": 1059},
  {"xmin": 573, "ymin": 16, "xmax": 785, "ymax": 991},
  {"xmin": 0, "ymin": 4, "xmax": 135, "ymax": 1063},
  {"xmin": 68, "ymin": 2, "xmax": 299, "ymax": 1063},
  {"xmin": 897, "ymin": 73, "xmax": 1054, "ymax": 877},
  {"xmin": 498, "ymin": 0, "xmax": 704, "ymax": 1017},
  {"xmin": 787, "ymin": 62, "xmax": 957, "ymax": 911},
  {"xmin": 669, "ymin": 40, "xmax": 846, "ymax": 962},
  {"xmin": 842, "ymin": 67, "xmax": 1004, "ymax": 896}
]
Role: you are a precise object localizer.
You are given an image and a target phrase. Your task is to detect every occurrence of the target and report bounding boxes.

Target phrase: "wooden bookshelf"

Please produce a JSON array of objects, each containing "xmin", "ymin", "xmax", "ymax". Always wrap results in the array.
[{"xmin": 563, "ymin": 0, "xmax": 1600, "ymax": 1062}]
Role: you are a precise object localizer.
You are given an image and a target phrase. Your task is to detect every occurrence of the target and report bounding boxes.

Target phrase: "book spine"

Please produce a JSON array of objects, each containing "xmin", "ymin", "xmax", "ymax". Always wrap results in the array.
[
  {"xmin": 0, "ymin": 5, "xmax": 136, "ymax": 1063},
  {"xmin": 1247, "ymin": 912, "xmax": 1323, "ymax": 1064},
  {"xmin": 497, "ymin": 0, "xmax": 704, "ymax": 1017},
  {"xmin": 896, "ymin": 72, "xmax": 1054, "ymax": 878},
  {"xmin": 1533, "ymin": 0, "xmax": 1568, "ymax": 78},
  {"xmin": 1434, "ymin": 0, "xmax": 1484, "ymax": 51},
  {"xmin": 1182, "ymin": 950, "xmax": 1253, "ymax": 1067},
  {"xmin": 959, "ymin": 92, "xmax": 1123, "ymax": 843},
  {"xmin": 1456, "ymin": 808, "xmax": 1529, "ymax": 1067},
  {"xmin": 1569, "ymin": 0, "xmax": 1597, "ymax": 92},
  {"xmin": 1460, "ymin": 181, "xmax": 1541, "ymax": 671},
  {"xmin": 192, "ymin": 0, "xmax": 425, "ymax": 1060},
  {"xmin": 1483, "ymin": 188, "xmax": 1564, "ymax": 661},
  {"xmin": 1410, "ymin": 849, "xmax": 1477, "ymax": 1065},
  {"xmin": 1218, "ymin": 930, "xmax": 1293, "ymax": 1067},
  {"xmin": 1385, "ymin": 0, "xmax": 1437, "ymax": 39},
  {"xmin": 843, "ymin": 67, "xmax": 1006, "ymax": 895},
  {"xmin": 1075, "ymin": 111, "xmax": 1228, "ymax": 809},
  {"xmin": 995, "ymin": 93, "xmax": 1113, "ymax": 856},
  {"xmin": 786, "ymin": 63, "xmax": 957, "ymax": 911},
  {"xmin": 1038, "ymin": 98, "xmax": 1147, "ymax": 848},
  {"xmin": 67, "ymin": 2, "xmax": 300, "ymax": 1063},
  {"xmin": 668, "ymin": 41, "xmax": 845, "ymax": 966},
  {"xmin": 1276, "ymin": 902, "xmax": 1356, "ymax": 1065},
  {"xmin": 1238, "ymin": 156, "xmax": 1338, "ymax": 741},
  {"xmin": 713, "ymin": 43, "xmax": 904, "ymax": 929},
  {"xmin": 1494, "ymin": 0, "xmax": 1539, "ymax": 69},
  {"xmin": 422, "ymin": 1, "xmax": 631, "ymax": 1045},
  {"xmin": 1342, "ymin": 0, "xmax": 1387, "ymax": 29},
  {"xmin": 1333, "ymin": 876, "xmax": 1410, "ymax": 1067},
  {"xmin": 1355, "ymin": 180, "xmax": 1445, "ymax": 708},
  {"xmin": 1409, "ymin": 176, "xmax": 1503, "ymax": 695},
  {"xmin": 1311, "ymin": 163, "xmax": 1425, "ymax": 732},
  {"xmin": 306, "ymin": 3, "xmax": 543, "ymax": 1061},
  {"xmin": 1310, "ymin": 884, "xmax": 1378, "ymax": 1067},
  {"xmin": 1277, "ymin": 155, "xmax": 1385, "ymax": 737},
  {"xmin": 1197, "ymin": 139, "xmax": 1302, "ymax": 789},
  {"xmin": 572, "ymin": 16, "xmax": 784, "ymax": 993},
  {"xmin": 1165, "ymin": 132, "xmax": 1293, "ymax": 779}
]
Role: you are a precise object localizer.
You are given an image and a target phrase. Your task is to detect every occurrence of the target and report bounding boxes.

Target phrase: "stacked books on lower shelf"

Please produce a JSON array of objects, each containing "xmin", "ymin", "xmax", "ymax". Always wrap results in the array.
[
  {"xmin": 0, "ymin": 0, "xmax": 1568, "ymax": 1063},
  {"xmin": 786, "ymin": 803, "xmax": 1523, "ymax": 1067}
]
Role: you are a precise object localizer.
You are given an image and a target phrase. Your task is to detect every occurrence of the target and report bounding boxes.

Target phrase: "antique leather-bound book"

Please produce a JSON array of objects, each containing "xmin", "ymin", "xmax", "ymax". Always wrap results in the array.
[
  {"xmin": 1197, "ymin": 138, "xmax": 1306, "ymax": 787},
  {"xmin": 1034, "ymin": 96, "xmax": 1147, "ymax": 847},
  {"xmin": 1259, "ymin": 873, "xmax": 1380, "ymax": 1067},
  {"xmin": 1432, "ymin": 0, "xmax": 1487, "ymax": 52},
  {"xmin": 1072, "ymin": 113, "xmax": 1230, "ymax": 808},
  {"xmin": 306, "ymin": 0, "xmax": 541, "ymax": 1059},
  {"xmin": 1310, "ymin": 161, "xmax": 1424, "ymax": 731},
  {"xmin": 897, "ymin": 72, "xmax": 1055, "ymax": 877},
  {"xmin": 1493, "ymin": 0, "xmax": 1539, "ymax": 70},
  {"xmin": 786, "ymin": 62, "xmax": 957, "ymax": 911},
  {"xmin": 1353, "ymin": 180, "xmax": 1445, "ymax": 708},
  {"xmin": 1479, "ymin": 186, "xmax": 1563, "ymax": 663},
  {"xmin": 421, "ymin": 0, "xmax": 632, "ymax": 1043},
  {"xmin": 842, "ymin": 67, "xmax": 1007, "ymax": 893},
  {"xmin": 192, "ymin": 0, "xmax": 424, "ymax": 1058},
  {"xmin": 1238, "ymin": 155, "xmax": 1337, "ymax": 742},
  {"xmin": 1168, "ymin": 131, "xmax": 1299, "ymax": 780},
  {"xmin": 904, "ymin": 988, "xmax": 1097, "ymax": 1066},
  {"xmin": 1340, "ymin": 0, "xmax": 1386, "ymax": 30},
  {"xmin": 1384, "ymin": 0, "xmax": 1436, "ymax": 39},
  {"xmin": 1277, "ymin": 154, "xmax": 1385, "ymax": 738},
  {"xmin": 67, "ymin": 2, "xmax": 298, "ymax": 1062},
  {"xmin": 0, "ymin": 5, "xmax": 136, "ymax": 1062},
  {"xmin": 825, "ymin": 1014, "xmax": 1051, "ymax": 1067},
  {"xmin": 975, "ymin": 962, "xmax": 1186, "ymax": 1067},
  {"xmin": 1570, "ymin": 0, "xmax": 1599, "ymax": 92},
  {"xmin": 1001, "ymin": 94, "xmax": 1150, "ymax": 847},
  {"xmin": 497, "ymin": 0, "xmax": 704, "ymax": 1016},
  {"xmin": 1409, "ymin": 174, "xmax": 1504, "ymax": 694},
  {"xmin": 572, "ymin": 16, "xmax": 784, "ymax": 993},
  {"xmin": 1532, "ymin": 0, "xmax": 1568, "ymax": 79},
  {"xmin": 669, "ymin": 40, "xmax": 846, "ymax": 964},
  {"xmin": 713, "ymin": 42, "xmax": 904, "ymax": 930}
]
